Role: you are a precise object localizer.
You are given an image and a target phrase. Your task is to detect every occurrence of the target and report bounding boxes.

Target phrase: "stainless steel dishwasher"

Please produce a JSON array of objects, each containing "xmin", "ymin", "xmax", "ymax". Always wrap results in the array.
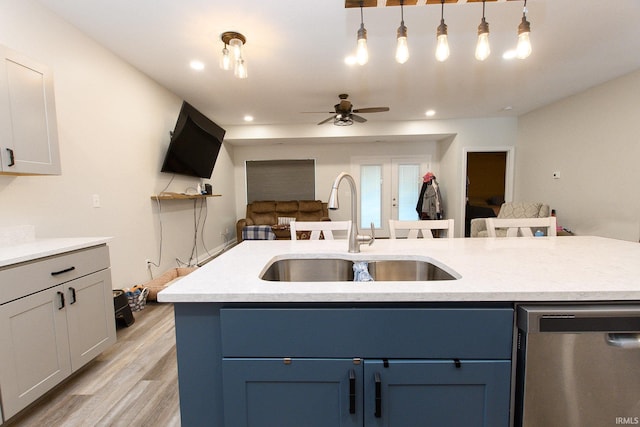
[{"xmin": 515, "ymin": 305, "xmax": 640, "ymax": 427}]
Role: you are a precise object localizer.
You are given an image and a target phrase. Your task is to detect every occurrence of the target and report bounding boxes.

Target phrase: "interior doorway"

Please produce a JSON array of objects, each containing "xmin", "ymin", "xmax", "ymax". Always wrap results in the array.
[{"xmin": 462, "ymin": 149, "xmax": 514, "ymax": 236}]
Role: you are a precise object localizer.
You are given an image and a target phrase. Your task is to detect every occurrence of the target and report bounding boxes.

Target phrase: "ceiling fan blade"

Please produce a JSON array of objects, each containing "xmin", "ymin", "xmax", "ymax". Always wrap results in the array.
[
  {"xmin": 301, "ymin": 111, "xmax": 335, "ymax": 114},
  {"xmin": 352, "ymin": 107, "xmax": 390, "ymax": 113},
  {"xmin": 351, "ymin": 114, "xmax": 367, "ymax": 123},
  {"xmin": 317, "ymin": 116, "xmax": 335, "ymax": 125}
]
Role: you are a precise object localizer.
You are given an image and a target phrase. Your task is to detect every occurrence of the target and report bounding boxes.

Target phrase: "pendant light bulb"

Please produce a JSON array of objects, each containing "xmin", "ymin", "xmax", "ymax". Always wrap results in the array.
[
  {"xmin": 475, "ymin": 1, "xmax": 490, "ymax": 61},
  {"xmin": 395, "ymin": 2, "xmax": 409, "ymax": 64},
  {"xmin": 356, "ymin": 4, "xmax": 368, "ymax": 66},
  {"xmin": 356, "ymin": 25, "xmax": 369, "ymax": 65},
  {"xmin": 220, "ymin": 46, "xmax": 231, "ymax": 70},
  {"xmin": 436, "ymin": 1, "xmax": 449, "ymax": 62},
  {"xmin": 395, "ymin": 23, "xmax": 409, "ymax": 64},
  {"xmin": 228, "ymin": 38, "xmax": 243, "ymax": 61},
  {"xmin": 475, "ymin": 18, "xmax": 490, "ymax": 61},
  {"xmin": 234, "ymin": 57, "xmax": 248, "ymax": 79},
  {"xmin": 516, "ymin": 16, "xmax": 532, "ymax": 59},
  {"xmin": 435, "ymin": 20, "xmax": 450, "ymax": 62}
]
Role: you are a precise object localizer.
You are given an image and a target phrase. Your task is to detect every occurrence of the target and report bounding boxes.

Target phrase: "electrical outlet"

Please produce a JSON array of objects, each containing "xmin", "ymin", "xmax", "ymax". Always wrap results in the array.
[
  {"xmin": 92, "ymin": 194, "xmax": 101, "ymax": 208},
  {"xmin": 145, "ymin": 259, "xmax": 151, "ymax": 269},
  {"xmin": 552, "ymin": 171, "xmax": 561, "ymax": 179}
]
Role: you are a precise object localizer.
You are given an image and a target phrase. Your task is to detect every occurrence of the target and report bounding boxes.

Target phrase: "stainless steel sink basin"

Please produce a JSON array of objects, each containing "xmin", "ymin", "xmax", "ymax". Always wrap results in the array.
[
  {"xmin": 367, "ymin": 260, "xmax": 456, "ymax": 281},
  {"xmin": 260, "ymin": 258, "xmax": 354, "ymax": 282},
  {"xmin": 260, "ymin": 258, "xmax": 457, "ymax": 282}
]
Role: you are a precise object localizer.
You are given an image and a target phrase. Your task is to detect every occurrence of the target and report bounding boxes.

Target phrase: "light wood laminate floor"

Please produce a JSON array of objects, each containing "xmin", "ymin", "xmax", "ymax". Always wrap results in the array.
[{"xmin": 4, "ymin": 302, "xmax": 180, "ymax": 427}]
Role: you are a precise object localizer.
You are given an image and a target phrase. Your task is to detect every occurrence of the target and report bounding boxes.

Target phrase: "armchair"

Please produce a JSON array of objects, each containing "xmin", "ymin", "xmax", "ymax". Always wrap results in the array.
[{"xmin": 470, "ymin": 201, "xmax": 550, "ymax": 238}]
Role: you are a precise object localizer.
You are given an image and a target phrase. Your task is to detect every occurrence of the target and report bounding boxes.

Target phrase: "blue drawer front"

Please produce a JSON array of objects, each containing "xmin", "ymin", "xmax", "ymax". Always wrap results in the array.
[{"xmin": 220, "ymin": 308, "xmax": 513, "ymax": 359}]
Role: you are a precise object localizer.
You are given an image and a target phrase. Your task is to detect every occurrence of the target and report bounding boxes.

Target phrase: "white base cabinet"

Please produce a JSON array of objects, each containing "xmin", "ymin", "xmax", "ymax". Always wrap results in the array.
[{"xmin": 0, "ymin": 245, "xmax": 115, "ymax": 422}]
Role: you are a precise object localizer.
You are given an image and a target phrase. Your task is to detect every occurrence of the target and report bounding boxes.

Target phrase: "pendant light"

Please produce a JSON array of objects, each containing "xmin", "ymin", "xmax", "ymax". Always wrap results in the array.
[
  {"xmin": 475, "ymin": 0, "xmax": 490, "ymax": 61},
  {"xmin": 395, "ymin": 0, "xmax": 409, "ymax": 64},
  {"xmin": 435, "ymin": 0, "xmax": 450, "ymax": 62},
  {"xmin": 516, "ymin": 0, "xmax": 532, "ymax": 59},
  {"xmin": 220, "ymin": 31, "xmax": 248, "ymax": 79},
  {"xmin": 356, "ymin": 1, "xmax": 369, "ymax": 65}
]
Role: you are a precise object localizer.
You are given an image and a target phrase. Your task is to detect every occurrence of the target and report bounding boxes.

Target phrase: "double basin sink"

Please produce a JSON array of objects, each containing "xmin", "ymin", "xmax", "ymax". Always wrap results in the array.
[{"xmin": 260, "ymin": 257, "xmax": 458, "ymax": 282}]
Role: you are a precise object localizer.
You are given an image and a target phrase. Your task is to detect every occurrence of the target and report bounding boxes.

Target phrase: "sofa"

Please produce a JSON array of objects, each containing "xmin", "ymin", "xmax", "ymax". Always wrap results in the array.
[
  {"xmin": 470, "ymin": 201, "xmax": 550, "ymax": 237},
  {"xmin": 236, "ymin": 200, "xmax": 330, "ymax": 242}
]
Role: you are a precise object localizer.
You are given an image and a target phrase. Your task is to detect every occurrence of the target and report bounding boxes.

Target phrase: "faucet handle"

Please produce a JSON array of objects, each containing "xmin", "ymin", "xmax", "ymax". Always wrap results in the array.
[
  {"xmin": 367, "ymin": 222, "xmax": 375, "ymax": 246},
  {"xmin": 356, "ymin": 222, "xmax": 375, "ymax": 247}
]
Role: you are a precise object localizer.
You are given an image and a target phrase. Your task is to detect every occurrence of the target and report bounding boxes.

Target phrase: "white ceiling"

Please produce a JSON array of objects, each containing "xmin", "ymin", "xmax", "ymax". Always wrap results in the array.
[{"xmin": 36, "ymin": 0, "xmax": 640, "ymax": 138}]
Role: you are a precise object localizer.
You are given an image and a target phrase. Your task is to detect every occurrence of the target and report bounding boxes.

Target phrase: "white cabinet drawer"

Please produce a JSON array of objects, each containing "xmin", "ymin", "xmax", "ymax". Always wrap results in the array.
[{"xmin": 0, "ymin": 244, "xmax": 109, "ymax": 305}]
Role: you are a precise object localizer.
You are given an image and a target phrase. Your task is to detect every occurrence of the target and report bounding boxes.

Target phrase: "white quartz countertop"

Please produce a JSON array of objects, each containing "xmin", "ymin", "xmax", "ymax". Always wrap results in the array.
[
  {"xmin": 0, "ymin": 237, "xmax": 112, "ymax": 268},
  {"xmin": 157, "ymin": 236, "xmax": 640, "ymax": 303}
]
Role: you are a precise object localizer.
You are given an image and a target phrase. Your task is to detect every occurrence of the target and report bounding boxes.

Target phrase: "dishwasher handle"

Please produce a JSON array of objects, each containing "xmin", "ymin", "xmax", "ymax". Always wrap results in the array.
[{"xmin": 606, "ymin": 333, "xmax": 640, "ymax": 349}]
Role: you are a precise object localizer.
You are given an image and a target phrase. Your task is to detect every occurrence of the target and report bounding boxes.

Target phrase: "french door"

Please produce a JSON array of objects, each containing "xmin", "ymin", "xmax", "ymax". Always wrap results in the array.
[{"xmin": 352, "ymin": 156, "xmax": 431, "ymax": 237}]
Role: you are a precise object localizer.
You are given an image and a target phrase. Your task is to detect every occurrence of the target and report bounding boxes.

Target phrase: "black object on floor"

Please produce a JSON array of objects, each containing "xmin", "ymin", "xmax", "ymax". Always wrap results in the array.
[{"xmin": 113, "ymin": 289, "xmax": 135, "ymax": 327}]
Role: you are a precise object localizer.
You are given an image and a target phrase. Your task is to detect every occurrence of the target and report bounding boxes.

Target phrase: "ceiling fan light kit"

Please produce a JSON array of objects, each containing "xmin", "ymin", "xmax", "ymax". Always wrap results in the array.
[
  {"xmin": 346, "ymin": 0, "xmax": 531, "ymax": 64},
  {"xmin": 220, "ymin": 31, "xmax": 248, "ymax": 79},
  {"xmin": 312, "ymin": 94, "xmax": 390, "ymax": 126}
]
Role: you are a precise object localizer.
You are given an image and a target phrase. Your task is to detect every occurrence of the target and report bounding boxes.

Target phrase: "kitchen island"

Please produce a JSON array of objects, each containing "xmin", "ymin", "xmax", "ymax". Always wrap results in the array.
[{"xmin": 158, "ymin": 236, "xmax": 640, "ymax": 426}]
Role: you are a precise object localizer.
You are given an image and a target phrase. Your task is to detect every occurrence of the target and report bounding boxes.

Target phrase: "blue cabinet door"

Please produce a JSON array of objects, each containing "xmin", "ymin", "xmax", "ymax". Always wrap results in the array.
[
  {"xmin": 223, "ymin": 358, "xmax": 362, "ymax": 427},
  {"xmin": 363, "ymin": 359, "xmax": 511, "ymax": 427}
]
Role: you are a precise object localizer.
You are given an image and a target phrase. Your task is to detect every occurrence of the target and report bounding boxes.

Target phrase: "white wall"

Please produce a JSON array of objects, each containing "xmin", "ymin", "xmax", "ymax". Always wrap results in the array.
[
  {"xmin": 516, "ymin": 69, "xmax": 640, "ymax": 242},
  {"xmin": 231, "ymin": 117, "xmax": 517, "ymax": 237},
  {"xmin": 233, "ymin": 140, "xmax": 439, "ymax": 226},
  {"xmin": 0, "ymin": 0, "xmax": 237, "ymax": 287}
]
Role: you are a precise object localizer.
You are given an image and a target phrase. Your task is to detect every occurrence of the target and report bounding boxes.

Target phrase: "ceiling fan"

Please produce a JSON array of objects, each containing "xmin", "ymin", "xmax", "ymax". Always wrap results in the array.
[{"xmin": 310, "ymin": 94, "xmax": 390, "ymax": 126}]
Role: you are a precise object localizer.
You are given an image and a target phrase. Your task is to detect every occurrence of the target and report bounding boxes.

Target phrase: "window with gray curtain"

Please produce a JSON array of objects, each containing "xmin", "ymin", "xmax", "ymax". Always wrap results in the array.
[{"xmin": 246, "ymin": 159, "xmax": 315, "ymax": 203}]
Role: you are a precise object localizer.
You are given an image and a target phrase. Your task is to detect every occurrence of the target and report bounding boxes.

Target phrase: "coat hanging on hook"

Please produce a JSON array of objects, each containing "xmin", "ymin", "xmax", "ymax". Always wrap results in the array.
[{"xmin": 416, "ymin": 172, "xmax": 443, "ymax": 220}]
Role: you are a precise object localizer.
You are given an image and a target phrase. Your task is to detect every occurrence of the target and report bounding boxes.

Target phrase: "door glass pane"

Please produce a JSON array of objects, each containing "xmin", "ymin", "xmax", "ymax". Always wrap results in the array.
[
  {"xmin": 360, "ymin": 165, "xmax": 382, "ymax": 229},
  {"xmin": 398, "ymin": 164, "xmax": 421, "ymax": 220}
]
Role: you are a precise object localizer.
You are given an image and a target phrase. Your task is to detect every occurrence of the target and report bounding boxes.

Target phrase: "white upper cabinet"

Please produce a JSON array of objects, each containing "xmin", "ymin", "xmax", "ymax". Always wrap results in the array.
[{"xmin": 0, "ymin": 45, "xmax": 61, "ymax": 175}]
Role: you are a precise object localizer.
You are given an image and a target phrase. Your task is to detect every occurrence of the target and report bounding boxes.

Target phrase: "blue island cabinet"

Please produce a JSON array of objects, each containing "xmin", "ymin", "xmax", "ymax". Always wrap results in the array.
[{"xmin": 173, "ymin": 304, "xmax": 514, "ymax": 427}]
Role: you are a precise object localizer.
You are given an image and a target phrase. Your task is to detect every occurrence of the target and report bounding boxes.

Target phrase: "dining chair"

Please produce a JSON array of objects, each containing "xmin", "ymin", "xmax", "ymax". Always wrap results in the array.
[
  {"xmin": 290, "ymin": 220, "xmax": 352, "ymax": 240},
  {"xmin": 486, "ymin": 217, "xmax": 557, "ymax": 237},
  {"xmin": 388, "ymin": 219, "xmax": 455, "ymax": 239}
]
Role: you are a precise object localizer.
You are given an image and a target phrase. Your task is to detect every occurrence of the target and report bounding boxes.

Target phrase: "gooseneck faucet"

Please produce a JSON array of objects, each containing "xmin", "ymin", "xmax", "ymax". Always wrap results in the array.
[{"xmin": 328, "ymin": 172, "xmax": 374, "ymax": 253}]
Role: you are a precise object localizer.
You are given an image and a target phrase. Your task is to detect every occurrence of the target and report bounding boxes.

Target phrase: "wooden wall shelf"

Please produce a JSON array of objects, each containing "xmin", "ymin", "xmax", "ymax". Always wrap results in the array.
[{"xmin": 151, "ymin": 193, "xmax": 221, "ymax": 200}]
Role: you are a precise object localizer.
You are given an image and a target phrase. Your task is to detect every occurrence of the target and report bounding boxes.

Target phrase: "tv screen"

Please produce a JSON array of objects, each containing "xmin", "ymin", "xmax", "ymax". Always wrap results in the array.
[{"xmin": 161, "ymin": 101, "xmax": 226, "ymax": 179}]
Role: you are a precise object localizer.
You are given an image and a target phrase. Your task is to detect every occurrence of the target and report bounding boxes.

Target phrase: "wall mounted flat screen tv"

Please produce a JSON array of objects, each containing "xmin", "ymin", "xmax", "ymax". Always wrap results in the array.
[{"xmin": 161, "ymin": 101, "xmax": 226, "ymax": 179}]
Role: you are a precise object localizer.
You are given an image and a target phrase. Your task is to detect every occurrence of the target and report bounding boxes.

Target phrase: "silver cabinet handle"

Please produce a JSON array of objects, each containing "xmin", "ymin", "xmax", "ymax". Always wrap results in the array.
[{"xmin": 606, "ymin": 333, "xmax": 640, "ymax": 349}]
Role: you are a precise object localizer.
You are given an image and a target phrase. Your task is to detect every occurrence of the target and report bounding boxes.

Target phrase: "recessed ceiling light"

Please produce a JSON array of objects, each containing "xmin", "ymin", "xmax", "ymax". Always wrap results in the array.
[
  {"xmin": 502, "ymin": 50, "xmax": 517, "ymax": 60},
  {"xmin": 190, "ymin": 60, "xmax": 205, "ymax": 71},
  {"xmin": 244, "ymin": 115, "xmax": 254, "ymax": 122},
  {"xmin": 344, "ymin": 55, "xmax": 357, "ymax": 66},
  {"xmin": 425, "ymin": 110, "xmax": 436, "ymax": 117}
]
